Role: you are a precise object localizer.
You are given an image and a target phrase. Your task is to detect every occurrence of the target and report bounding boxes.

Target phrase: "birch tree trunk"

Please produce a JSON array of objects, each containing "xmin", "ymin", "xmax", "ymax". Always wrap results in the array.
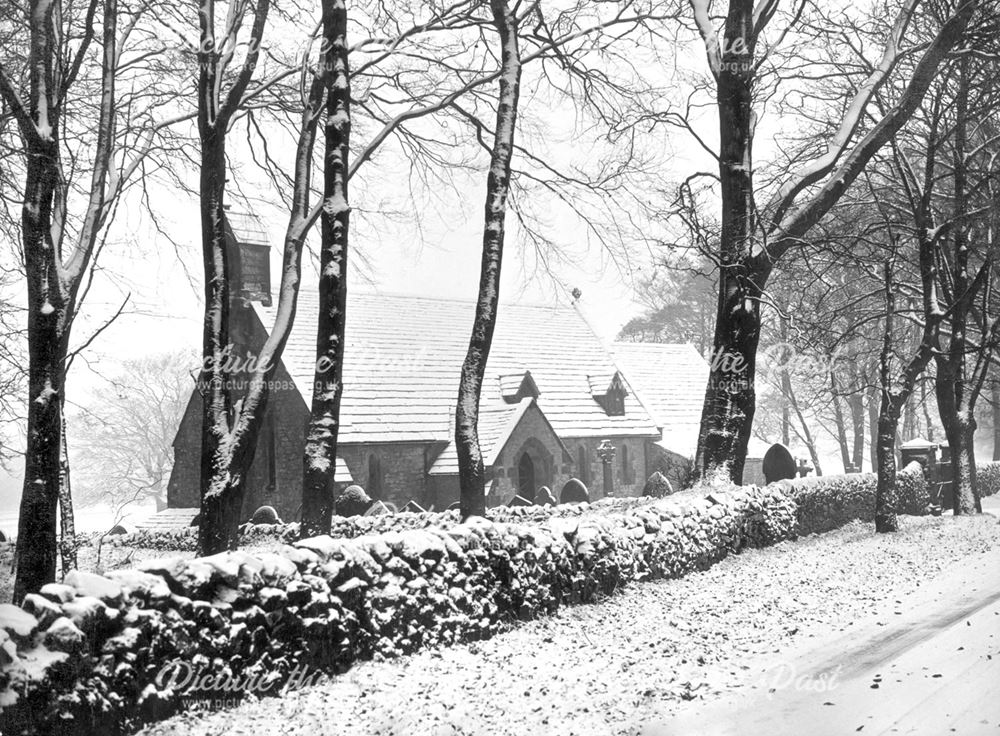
[
  {"xmin": 455, "ymin": 0, "xmax": 522, "ymax": 519},
  {"xmin": 302, "ymin": 0, "xmax": 351, "ymax": 537},
  {"xmin": 58, "ymin": 412, "xmax": 77, "ymax": 574}
]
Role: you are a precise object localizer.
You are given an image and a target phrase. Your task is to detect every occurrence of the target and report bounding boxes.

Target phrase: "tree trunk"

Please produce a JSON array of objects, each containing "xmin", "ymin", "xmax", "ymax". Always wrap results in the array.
[
  {"xmin": 302, "ymin": 0, "xmax": 351, "ymax": 538},
  {"xmin": 949, "ymin": 413, "xmax": 979, "ymax": 514},
  {"xmin": 993, "ymin": 379, "xmax": 1000, "ymax": 461},
  {"xmin": 455, "ymin": 0, "xmax": 522, "ymax": 519},
  {"xmin": 58, "ymin": 412, "xmax": 77, "ymax": 575},
  {"xmin": 697, "ymin": 4, "xmax": 761, "ymax": 484},
  {"xmin": 830, "ymin": 370, "xmax": 852, "ymax": 471},
  {"xmin": 848, "ymin": 392, "xmax": 865, "ymax": 470},
  {"xmin": 13, "ymin": 134, "xmax": 64, "ymax": 603},
  {"xmin": 195, "ymin": 122, "xmax": 245, "ymax": 554},
  {"xmin": 933, "ymin": 56, "xmax": 979, "ymax": 515},
  {"xmin": 10, "ymin": 0, "xmax": 120, "ymax": 601},
  {"xmin": 868, "ymin": 385, "xmax": 879, "ymax": 472},
  {"xmin": 921, "ymin": 377, "xmax": 935, "ymax": 441},
  {"xmin": 875, "ymin": 405, "xmax": 901, "ymax": 533}
]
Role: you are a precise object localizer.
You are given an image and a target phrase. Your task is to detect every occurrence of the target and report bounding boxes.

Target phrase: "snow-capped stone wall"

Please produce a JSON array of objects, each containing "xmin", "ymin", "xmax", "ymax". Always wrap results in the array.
[
  {"xmin": 0, "ymin": 468, "xmax": 932, "ymax": 736},
  {"xmin": 780, "ymin": 461, "xmax": 929, "ymax": 536}
]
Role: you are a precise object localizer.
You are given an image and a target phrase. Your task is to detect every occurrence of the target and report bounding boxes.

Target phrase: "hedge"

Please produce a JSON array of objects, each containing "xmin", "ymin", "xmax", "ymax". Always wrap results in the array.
[
  {"xmin": 980, "ymin": 461, "xmax": 1000, "ymax": 498},
  {"xmin": 0, "ymin": 466, "xmax": 936, "ymax": 736}
]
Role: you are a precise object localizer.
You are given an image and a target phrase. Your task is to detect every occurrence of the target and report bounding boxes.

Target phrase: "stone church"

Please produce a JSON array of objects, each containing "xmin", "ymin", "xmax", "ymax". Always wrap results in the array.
[{"xmin": 165, "ymin": 213, "xmax": 708, "ymax": 521}]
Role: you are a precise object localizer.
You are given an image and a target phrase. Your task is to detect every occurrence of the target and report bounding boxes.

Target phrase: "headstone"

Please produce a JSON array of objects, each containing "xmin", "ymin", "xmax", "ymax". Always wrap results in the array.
[
  {"xmin": 335, "ymin": 485, "xmax": 373, "ymax": 517},
  {"xmin": 560, "ymin": 478, "xmax": 589, "ymax": 504},
  {"xmin": 642, "ymin": 471, "xmax": 673, "ymax": 498},
  {"xmin": 106, "ymin": 524, "xmax": 129, "ymax": 536},
  {"xmin": 447, "ymin": 501, "xmax": 462, "ymax": 511},
  {"xmin": 250, "ymin": 505, "xmax": 282, "ymax": 525},
  {"xmin": 762, "ymin": 443, "xmax": 797, "ymax": 484},
  {"xmin": 402, "ymin": 500, "xmax": 426, "ymax": 513},
  {"xmin": 508, "ymin": 495, "xmax": 533, "ymax": 507},
  {"xmin": 364, "ymin": 500, "xmax": 392, "ymax": 516},
  {"xmin": 534, "ymin": 486, "xmax": 557, "ymax": 506}
]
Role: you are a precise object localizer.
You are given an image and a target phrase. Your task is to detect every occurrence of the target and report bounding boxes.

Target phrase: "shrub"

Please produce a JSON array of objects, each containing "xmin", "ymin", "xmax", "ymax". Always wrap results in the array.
[
  {"xmin": 335, "ymin": 485, "xmax": 373, "ymax": 517},
  {"xmin": 979, "ymin": 461, "xmax": 1000, "ymax": 498}
]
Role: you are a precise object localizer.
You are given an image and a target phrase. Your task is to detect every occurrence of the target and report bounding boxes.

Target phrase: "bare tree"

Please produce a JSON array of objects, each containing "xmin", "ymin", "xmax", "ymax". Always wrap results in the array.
[
  {"xmin": 680, "ymin": 0, "xmax": 982, "ymax": 483},
  {"xmin": 1, "ymin": 0, "xmax": 120, "ymax": 602},
  {"xmin": 72, "ymin": 352, "xmax": 192, "ymax": 514},
  {"xmin": 454, "ymin": 0, "xmax": 526, "ymax": 518},
  {"xmin": 301, "ymin": 0, "xmax": 351, "ymax": 538}
]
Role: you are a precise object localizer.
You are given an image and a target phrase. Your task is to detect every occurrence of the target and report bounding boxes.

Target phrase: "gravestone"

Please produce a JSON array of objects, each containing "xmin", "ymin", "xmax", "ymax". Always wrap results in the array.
[
  {"xmin": 762, "ymin": 443, "xmax": 797, "ymax": 484},
  {"xmin": 642, "ymin": 471, "xmax": 673, "ymax": 498},
  {"xmin": 365, "ymin": 500, "xmax": 393, "ymax": 516},
  {"xmin": 508, "ymin": 495, "xmax": 533, "ymax": 507},
  {"xmin": 534, "ymin": 486, "xmax": 557, "ymax": 506},
  {"xmin": 402, "ymin": 500, "xmax": 426, "ymax": 513},
  {"xmin": 250, "ymin": 505, "xmax": 282, "ymax": 525},
  {"xmin": 560, "ymin": 478, "xmax": 589, "ymax": 504}
]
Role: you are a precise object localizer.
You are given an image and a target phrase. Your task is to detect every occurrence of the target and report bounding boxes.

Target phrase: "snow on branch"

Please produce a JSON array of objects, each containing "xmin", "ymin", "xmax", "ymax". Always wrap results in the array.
[
  {"xmin": 688, "ymin": 0, "xmax": 722, "ymax": 78},
  {"xmin": 764, "ymin": 0, "xmax": 920, "ymax": 232}
]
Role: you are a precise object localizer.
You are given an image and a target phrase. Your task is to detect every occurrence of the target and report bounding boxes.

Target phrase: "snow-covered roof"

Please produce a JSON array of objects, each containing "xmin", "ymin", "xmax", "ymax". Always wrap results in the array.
[
  {"xmin": 254, "ymin": 292, "xmax": 661, "ymax": 446},
  {"xmin": 612, "ymin": 342, "xmax": 708, "ymax": 458}
]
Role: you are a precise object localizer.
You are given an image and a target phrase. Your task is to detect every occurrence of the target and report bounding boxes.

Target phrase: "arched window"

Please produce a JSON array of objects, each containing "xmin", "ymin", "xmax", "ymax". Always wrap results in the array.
[
  {"xmin": 577, "ymin": 445, "xmax": 590, "ymax": 485},
  {"xmin": 367, "ymin": 454, "xmax": 381, "ymax": 499},
  {"xmin": 518, "ymin": 453, "xmax": 536, "ymax": 498},
  {"xmin": 621, "ymin": 444, "xmax": 631, "ymax": 484}
]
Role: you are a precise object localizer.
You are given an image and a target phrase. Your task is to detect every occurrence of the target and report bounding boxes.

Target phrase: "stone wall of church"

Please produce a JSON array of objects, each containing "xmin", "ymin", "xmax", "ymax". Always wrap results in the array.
[
  {"xmin": 338, "ymin": 442, "xmax": 433, "ymax": 511},
  {"xmin": 490, "ymin": 405, "xmax": 572, "ymax": 505},
  {"xmin": 561, "ymin": 436, "xmax": 649, "ymax": 501}
]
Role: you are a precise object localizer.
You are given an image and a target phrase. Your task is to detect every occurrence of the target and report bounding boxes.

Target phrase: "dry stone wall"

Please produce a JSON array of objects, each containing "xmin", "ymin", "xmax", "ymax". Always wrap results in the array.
[{"xmin": 0, "ymin": 466, "xmax": 936, "ymax": 736}]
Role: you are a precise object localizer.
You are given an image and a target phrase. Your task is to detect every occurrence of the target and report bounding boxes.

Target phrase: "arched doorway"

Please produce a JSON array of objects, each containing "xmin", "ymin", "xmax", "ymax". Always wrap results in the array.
[{"xmin": 518, "ymin": 453, "xmax": 536, "ymax": 498}]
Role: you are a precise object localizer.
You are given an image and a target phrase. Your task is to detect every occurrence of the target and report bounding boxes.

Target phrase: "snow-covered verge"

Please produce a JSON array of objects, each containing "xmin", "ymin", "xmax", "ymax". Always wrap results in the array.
[{"xmin": 0, "ymin": 467, "xmax": 931, "ymax": 736}]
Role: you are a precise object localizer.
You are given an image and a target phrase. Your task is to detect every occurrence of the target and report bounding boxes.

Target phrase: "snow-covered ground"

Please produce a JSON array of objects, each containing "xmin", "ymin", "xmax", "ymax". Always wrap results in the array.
[{"xmin": 138, "ymin": 511, "xmax": 1000, "ymax": 736}]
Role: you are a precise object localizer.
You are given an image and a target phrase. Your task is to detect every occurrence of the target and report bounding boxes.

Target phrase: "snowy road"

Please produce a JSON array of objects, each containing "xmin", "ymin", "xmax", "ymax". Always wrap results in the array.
[
  {"xmin": 649, "ymin": 536, "xmax": 1000, "ymax": 735},
  {"xmin": 140, "ymin": 513, "xmax": 1000, "ymax": 736}
]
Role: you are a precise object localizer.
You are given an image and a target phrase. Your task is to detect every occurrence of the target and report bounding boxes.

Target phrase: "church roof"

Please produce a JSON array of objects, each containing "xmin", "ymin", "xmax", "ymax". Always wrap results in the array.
[
  {"xmin": 612, "ymin": 341, "xmax": 709, "ymax": 458},
  {"xmin": 427, "ymin": 397, "xmax": 568, "ymax": 475},
  {"xmin": 254, "ymin": 292, "xmax": 662, "ymax": 445}
]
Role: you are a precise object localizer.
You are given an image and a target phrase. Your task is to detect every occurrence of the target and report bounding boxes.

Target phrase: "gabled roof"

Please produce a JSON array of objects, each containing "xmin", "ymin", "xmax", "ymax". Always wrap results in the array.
[
  {"xmin": 498, "ymin": 370, "xmax": 540, "ymax": 403},
  {"xmin": 428, "ymin": 397, "xmax": 568, "ymax": 475},
  {"xmin": 612, "ymin": 342, "xmax": 708, "ymax": 457},
  {"xmin": 254, "ymin": 292, "xmax": 660, "ymax": 445}
]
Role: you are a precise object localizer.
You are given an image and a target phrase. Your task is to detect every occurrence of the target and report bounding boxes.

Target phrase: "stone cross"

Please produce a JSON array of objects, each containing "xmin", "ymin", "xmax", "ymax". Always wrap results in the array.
[{"xmin": 597, "ymin": 439, "xmax": 617, "ymax": 496}]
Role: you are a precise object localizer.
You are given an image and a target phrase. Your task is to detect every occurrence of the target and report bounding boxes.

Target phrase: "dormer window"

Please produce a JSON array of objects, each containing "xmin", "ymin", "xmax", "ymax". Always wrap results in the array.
[
  {"xmin": 590, "ymin": 371, "xmax": 627, "ymax": 416},
  {"xmin": 499, "ymin": 370, "xmax": 540, "ymax": 404}
]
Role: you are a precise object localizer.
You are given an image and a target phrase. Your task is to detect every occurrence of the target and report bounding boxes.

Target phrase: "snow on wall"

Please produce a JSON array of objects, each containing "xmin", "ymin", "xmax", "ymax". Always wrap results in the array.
[{"xmin": 0, "ymin": 464, "xmax": 943, "ymax": 736}]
